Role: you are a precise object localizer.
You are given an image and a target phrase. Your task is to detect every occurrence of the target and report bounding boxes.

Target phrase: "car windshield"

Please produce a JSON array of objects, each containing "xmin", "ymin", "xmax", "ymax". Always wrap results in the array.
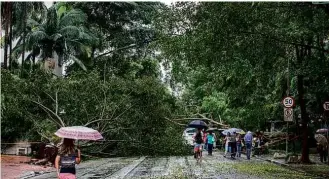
[{"xmin": 186, "ymin": 128, "xmax": 196, "ymax": 134}]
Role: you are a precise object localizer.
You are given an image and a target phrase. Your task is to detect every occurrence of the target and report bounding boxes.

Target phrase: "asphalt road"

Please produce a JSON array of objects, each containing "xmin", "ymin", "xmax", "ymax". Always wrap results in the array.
[{"xmin": 24, "ymin": 151, "xmax": 308, "ymax": 179}]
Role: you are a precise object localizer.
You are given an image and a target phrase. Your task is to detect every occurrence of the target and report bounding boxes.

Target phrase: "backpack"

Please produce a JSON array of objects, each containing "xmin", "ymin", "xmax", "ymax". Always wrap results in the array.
[{"xmin": 195, "ymin": 133, "xmax": 203, "ymax": 144}]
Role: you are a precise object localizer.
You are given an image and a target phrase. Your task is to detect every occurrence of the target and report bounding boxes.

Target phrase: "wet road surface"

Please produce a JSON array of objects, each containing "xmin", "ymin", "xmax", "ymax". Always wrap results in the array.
[{"xmin": 25, "ymin": 151, "xmax": 298, "ymax": 179}]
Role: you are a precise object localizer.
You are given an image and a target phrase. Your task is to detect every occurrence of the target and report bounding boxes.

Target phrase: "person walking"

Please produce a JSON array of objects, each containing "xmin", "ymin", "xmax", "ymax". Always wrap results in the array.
[
  {"xmin": 193, "ymin": 128, "xmax": 204, "ymax": 160},
  {"xmin": 230, "ymin": 132, "xmax": 237, "ymax": 159},
  {"xmin": 55, "ymin": 138, "xmax": 81, "ymax": 179},
  {"xmin": 207, "ymin": 131, "xmax": 215, "ymax": 155},
  {"xmin": 203, "ymin": 130, "xmax": 208, "ymax": 151},
  {"xmin": 236, "ymin": 133, "xmax": 242, "ymax": 158},
  {"xmin": 213, "ymin": 132, "xmax": 217, "ymax": 150},
  {"xmin": 224, "ymin": 132, "xmax": 231, "ymax": 157},
  {"xmin": 317, "ymin": 143, "xmax": 327, "ymax": 163},
  {"xmin": 244, "ymin": 131, "xmax": 253, "ymax": 160}
]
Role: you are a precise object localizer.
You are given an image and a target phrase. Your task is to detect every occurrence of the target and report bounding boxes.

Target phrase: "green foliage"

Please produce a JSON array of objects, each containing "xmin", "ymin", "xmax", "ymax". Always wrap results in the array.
[
  {"xmin": 155, "ymin": 2, "xmax": 329, "ymax": 132},
  {"xmin": 1, "ymin": 66, "xmax": 189, "ymax": 156}
]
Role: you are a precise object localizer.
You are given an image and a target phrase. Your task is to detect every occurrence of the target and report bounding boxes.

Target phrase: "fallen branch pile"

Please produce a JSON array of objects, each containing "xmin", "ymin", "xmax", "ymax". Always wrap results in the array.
[
  {"xmin": 264, "ymin": 131, "xmax": 298, "ymax": 147},
  {"xmin": 166, "ymin": 113, "xmax": 230, "ymax": 128}
]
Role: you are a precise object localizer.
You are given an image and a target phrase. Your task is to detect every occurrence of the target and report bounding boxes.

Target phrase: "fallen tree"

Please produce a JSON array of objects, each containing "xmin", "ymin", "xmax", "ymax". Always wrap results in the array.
[{"xmin": 166, "ymin": 113, "xmax": 230, "ymax": 128}]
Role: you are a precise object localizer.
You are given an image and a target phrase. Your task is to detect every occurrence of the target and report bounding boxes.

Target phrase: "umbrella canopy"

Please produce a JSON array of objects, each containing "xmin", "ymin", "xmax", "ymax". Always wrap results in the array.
[
  {"xmin": 316, "ymin": 128, "xmax": 328, "ymax": 133},
  {"xmin": 187, "ymin": 120, "xmax": 208, "ymax": 129},
  {"xmin": 315, "ymin": 134, "xmax": 328, "ymax": 147},
  {"xmin": 222, "ymin": 128, "xmax": 245, "ymax": 135},
  {"xmin": 55, "ymin": 126, "xmax": 103, "ymax": 141}
]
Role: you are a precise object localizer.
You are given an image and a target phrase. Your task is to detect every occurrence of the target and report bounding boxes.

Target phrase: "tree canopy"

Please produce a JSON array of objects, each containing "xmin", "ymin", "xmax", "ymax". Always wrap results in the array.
[{"xmin": 1, "ymin": 2, "xmax": 329, "ymax": 160}]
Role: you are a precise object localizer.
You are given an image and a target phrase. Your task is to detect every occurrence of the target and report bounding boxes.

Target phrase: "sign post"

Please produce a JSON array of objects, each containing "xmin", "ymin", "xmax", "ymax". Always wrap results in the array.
[
  {"xmin": 283, "ymin": 96, "xmax": 295, "ymax": 155},
  {"xmin": 284, "ymin": 57, "xmax": 293, "ymax": 156}
]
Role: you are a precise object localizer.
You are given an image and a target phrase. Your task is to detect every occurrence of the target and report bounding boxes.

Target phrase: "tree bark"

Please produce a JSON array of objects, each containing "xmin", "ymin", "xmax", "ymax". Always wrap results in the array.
[
  {"xmin": 297, "ymin": 74, "xmax": 310, "ymax": 163},
  {"xmin": 3, "ymin": 2, "xmax": 9, "ymax": 69},
  {"xmin": 8, "ymin": 3, "xmax": 13, "ymax": 70},
  {"xmin": 21, "ymin": 3, "xmax": 27, "ymax": 75},
  {"xmin": 296, "ymin": 42, "xmax": 311, "ymax": 163}
]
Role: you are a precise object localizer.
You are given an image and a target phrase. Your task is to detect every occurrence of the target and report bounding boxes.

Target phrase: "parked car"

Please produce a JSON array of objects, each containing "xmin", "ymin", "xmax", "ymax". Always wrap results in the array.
[{"xmin": 182, "ymin": 128, "xmax": 196, "ymax": 147}]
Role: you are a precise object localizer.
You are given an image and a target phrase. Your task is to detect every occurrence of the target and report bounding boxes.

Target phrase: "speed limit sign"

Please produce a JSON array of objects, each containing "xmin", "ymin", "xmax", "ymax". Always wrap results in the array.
[{"xmin": 282, "ymin": 96, "xmax": 295, "ymax": 108}]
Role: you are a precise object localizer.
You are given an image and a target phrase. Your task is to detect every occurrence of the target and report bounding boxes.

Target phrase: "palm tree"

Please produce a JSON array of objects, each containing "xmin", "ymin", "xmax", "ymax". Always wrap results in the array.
[
  {"xmin": 11, "ymin": 3, "xmax": 98, "ymax": 73},
  {"xmin": 1, "ymin": 2, "xmax": 47, "ymax": 70},
  {"xmin": 1, "ymin": 2, "xmax": 13, "ymax": 69}
]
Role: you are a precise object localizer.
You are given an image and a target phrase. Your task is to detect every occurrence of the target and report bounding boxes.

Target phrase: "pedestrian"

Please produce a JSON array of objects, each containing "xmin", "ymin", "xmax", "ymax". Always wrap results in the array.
[
  {"xmin": 193, "ymin": 128, "xmax": 204, "ymax": 160},
  {"xmin": 213, "ymin": 132, "xmax": 217, "ymax": 150},
  {"xmin": 203, "ymin": 130, "xmax": 208, "ymax": 151},
  {"xmin": 224, "ymin": 132, "xmax": 231, "ymax": 157},
  {"xmin": 55, "ymin": 138, "xmax": 81, "ymax": 179},
  {"xmin": 317, "ymin": 143, "xmax": 328, "ymax": 163},
  {"xmin": 230, "ymin": 132, "xmax": 237, "ymax": 159},
  {"xmin": 236, "ymin": 133, "xmax": 242, "ymax": 158},
  {"xmin": 244, "ymin": 131, "xmax": 253, "ymax": 160},
  {"xmin": 207, "ymin": 131, "xmax": 215, "ymax": 155}
]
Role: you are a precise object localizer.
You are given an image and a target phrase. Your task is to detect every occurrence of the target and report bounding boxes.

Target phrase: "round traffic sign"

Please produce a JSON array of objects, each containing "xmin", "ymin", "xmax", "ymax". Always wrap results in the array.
[
  {"xmin": 324, "ymin": 101, "xmax": 329, "ymax": 111},
  {"xmin": 282, "ymin": 96, "xmax": 295, "ymax": 108}
]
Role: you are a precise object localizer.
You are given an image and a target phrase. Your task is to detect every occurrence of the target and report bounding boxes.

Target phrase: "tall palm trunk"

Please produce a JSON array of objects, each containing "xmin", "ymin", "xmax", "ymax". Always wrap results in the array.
[
  {"xmin": 21, "ymin": 3, "xmax": 27, "ymax": 75},
  {"xmin": 8, "ymin": 3, "xmax": 13, "ymax": 70},
  {"xmin": 3, "ymin": 2, "xmax": 9, "ymax": 69}
]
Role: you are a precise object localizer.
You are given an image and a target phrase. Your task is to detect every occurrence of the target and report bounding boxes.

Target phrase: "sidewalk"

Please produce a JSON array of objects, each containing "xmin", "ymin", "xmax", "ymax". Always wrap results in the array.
[
  {"xmin": 1, "ymin": 155, "xmax": 54, "ymax": 179},
  {"xmin": 250, "ymin": 153, "xmax": 329, "ymax": 178}
]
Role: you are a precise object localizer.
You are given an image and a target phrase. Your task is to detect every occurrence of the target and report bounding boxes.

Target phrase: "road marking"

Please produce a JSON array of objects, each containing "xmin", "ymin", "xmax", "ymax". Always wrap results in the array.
[{"xmin": 106, "ymin": 156, "xmax": 146, "ymax": 179}]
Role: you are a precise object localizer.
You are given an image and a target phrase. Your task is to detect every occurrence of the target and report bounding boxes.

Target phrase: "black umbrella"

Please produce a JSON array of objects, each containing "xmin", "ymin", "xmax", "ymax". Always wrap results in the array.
[{"xmin": 188, "ymin": 120, "xmax": 208, "ymax": 129}]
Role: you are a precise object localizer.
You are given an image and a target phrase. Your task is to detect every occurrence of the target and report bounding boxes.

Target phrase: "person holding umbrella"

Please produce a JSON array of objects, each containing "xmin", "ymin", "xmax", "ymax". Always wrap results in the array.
[
  {"xmin": 55, "ymin": 138, "xmax": 81, "ymax": 179},
  {"xmin": 54, "ymin": 126, "xmax": 103, "ymax": 179},
  {"xmin": 315, "ymin": 133, "xmax": 328, "ymax": 163},
  {"xmin": 188, "ymin": 120, "xmax": 207, "ymax": 162},
  {"xmin": 193, "ymin": 128, "xmax": 204, "ymax": 161},
  {"xmin": 236, "ymin": 133, "xmax": 242, "ymax": 158}
]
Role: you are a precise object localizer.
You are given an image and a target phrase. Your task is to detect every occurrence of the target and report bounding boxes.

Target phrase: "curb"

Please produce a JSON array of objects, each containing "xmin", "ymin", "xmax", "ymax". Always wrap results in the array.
[
  {"xmin": 264, "ymin": 158, "xmax": 289, "ymax": 167},
  {"xmin": 20, "ymin": 170, "xmax": 54, "ymax": 179},
  {"xmin": 253, "ymin": 156, "xmax": 327, "ymax": 179}
]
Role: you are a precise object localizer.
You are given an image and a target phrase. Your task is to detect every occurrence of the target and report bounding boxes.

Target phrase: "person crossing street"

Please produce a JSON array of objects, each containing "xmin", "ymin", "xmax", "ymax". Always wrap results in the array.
[{"xmin": 244, "ymin": 131, "xmax": 253, "ymax": 160}]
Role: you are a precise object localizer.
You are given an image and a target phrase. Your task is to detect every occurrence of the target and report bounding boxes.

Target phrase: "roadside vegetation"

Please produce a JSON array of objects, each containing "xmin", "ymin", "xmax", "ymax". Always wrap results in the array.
[{"xmin": 2, "ymin": 2, "xmax": 329, "ymax": 160}]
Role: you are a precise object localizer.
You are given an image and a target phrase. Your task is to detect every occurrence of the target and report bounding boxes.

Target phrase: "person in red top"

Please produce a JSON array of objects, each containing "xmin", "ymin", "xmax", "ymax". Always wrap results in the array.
[{"xmin": 193, "ymin": 128, "xmax": 204, "ymax": 159}]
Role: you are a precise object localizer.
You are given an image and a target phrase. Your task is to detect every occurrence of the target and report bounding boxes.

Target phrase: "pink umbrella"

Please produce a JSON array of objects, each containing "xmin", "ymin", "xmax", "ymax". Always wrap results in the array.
[{"xmin": 55, "ymin": 126, "xmax": 103, "ymax": 140}]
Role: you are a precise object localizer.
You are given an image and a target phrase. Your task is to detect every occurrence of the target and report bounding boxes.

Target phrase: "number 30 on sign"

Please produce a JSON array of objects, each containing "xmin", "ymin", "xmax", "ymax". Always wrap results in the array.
[{"xmin": 282, "ymin": 96, "xmax": 295, "ymax": 108}]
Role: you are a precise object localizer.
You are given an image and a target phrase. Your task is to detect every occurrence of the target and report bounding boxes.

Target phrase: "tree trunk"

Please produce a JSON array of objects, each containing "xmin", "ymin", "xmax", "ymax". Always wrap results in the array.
[
  {"xmin": 296, "ymin": 41, "xmax": 311, "ymax": 163},
  {"xmin": 21, "ymin": 3, "xmax": 27, "ymax": 75},
  {"xmin": 3, "ymin": 2, "xmax": 9, "ymax": 69},
  {"xmin": 8, "ymin": 3, "xmax": 13, "ymax": 70},
  {"xmin": 298, "ymin": 74, "xmax": 310, "ymax": 163}
]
